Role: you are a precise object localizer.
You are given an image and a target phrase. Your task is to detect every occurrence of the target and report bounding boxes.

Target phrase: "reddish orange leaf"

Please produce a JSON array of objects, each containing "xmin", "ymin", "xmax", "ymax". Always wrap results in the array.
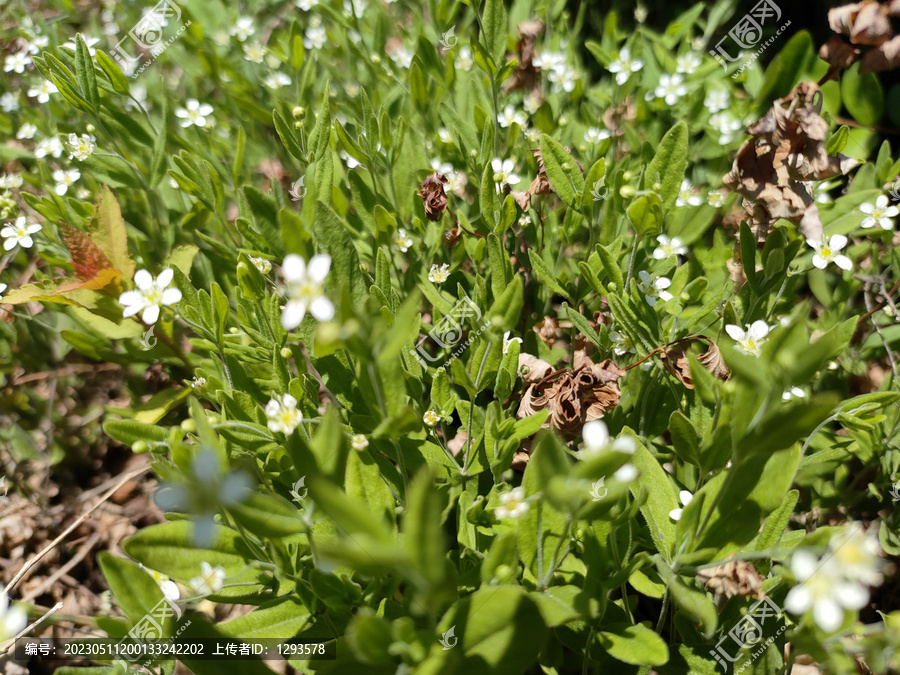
[{"xmin": 59, "ymin": 222, "xmax": 114, "ymax": 281}]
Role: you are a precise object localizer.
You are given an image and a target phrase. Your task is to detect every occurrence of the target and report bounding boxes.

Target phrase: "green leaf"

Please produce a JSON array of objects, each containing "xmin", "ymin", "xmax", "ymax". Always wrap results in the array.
[
  {"xmin": 755, "ymin": 31, "xmax": 814, "ymax": 112},
  {"xmin": 540, "ymin": 134, "xmax": 584, "ymax": 209},
  {"xmin": 409, "ymin": 60, "xmax": 428, "ymax": 110},
  {"xmin": 530, "ymin": 585, "xmax": 586, "ymax": 626},
  {"xmin": 74, "ymin": 34, "xmax": 99, "ymax": 110},
  {"xmin": 313, "ymin": 201, "xmax": 367, "ymax": 307},
  {"xmin": 103, "ymin": 419, "xmax": 167, "ymax": 447},
  {"xmin": 628, "ymin": 435, "xmax": 678, "ymax": 561},
  {"xmin": 655, "ymin": 560, "xmax": 717, "ymax": 639},
  {"xmin": 219, "ymin": 598, "xmax": 311, "ymax": 639},
  {"xmin": 95, "ymin": 49, "xmax": 129, "ymax": 94},
  {"xmin": 627, "ymin": 192, "xmax": 663, "ymax": 237},
  {"xmin": 842, "ymin": 62, "xmax": 884, "ymax": 126},
  {"xmin": 122, "ymin": 521, "xmax": 254, "ymax": 581},
  {"xmin": 98, "ymin": 553, "xmax": 167, "ymax": 625},
  {"xmin": 306, "ymin": 83, "xmax": 331, "ymax": 160},
  {"xmin": 755, "ymin": 489, "xmax": 799, "ymax": 552},
  {"xmin": 596, "ymin": 623, "xmax": 670, "ymax": 666},
  {"xmin": 482, "ymin": 0, "xmax": 508, "ymax": 67},
  {"xmin": 273, "ymin": 110, "xmax": 305, "ymax": 161},
  {"xmin": 528, "ymin": 248, "xmax": 569, "ymax": 299},
  {"xmin": 563, "ymin": 302, "xmax": 602, "ymax": 349},
  {"xmin": 436, "ymin": 586, "xmax": 547, "ymax": 674},
  {"xmin": 644, "ymin": 121, "xmax": 687, "ymax": 212},
  {"xmin": 826, "ymin": 125, "xmax": 850, "ymax": 156},
  {"xmin": 229, "ymin": 491, "xmax": 305, "ymax": 538},
  {"xmin": 669, "ymin": 411, "xmax": 700, "ymax": 467},
  {"xmin": 582, "ymin": 158, "xmax": 607, "ymax": 212},
  {"xmin": 404, "ymin": 467, "xmax": 447, "ymax": 585},
  {"xmin": 487, "ymin": 233, "xmax": 508, "ymax": 300},
  {"xmin": 481, "ymin": 162, "xmax": 501, "ymax": 227}
]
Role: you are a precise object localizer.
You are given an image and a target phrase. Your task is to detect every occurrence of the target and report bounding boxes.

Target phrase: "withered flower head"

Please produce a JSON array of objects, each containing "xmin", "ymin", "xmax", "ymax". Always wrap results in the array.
[
  {"xmin": 661, "ymin": 338, "xmax": 731, "ymax": 389},
  {"xmin": 417, "ymin": 172, "xmax": 449, "ymax": 221},
  {"xmin": 443, "ymin": 226, "xmax": 461, "ymax": 248},
  {"xmin": 822, "ymin": 1, "xmax": 900, "ymax": 74},
  {"xmin": 723, "ymin": 82, "xmax": 858, "ymax": 242},
  {"xmin": 696, "ymin": 559, "xmax": 765, "ymax": 602}
]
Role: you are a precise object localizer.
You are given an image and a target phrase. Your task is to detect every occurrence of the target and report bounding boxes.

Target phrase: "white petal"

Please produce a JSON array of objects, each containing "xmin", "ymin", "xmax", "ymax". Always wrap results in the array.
[
  {"xmin": 307, "ymin": 254, "xmax": 331, "ymax": 282},
  {"xmin": 119, "ymin": 290, "xmax": 142, "ymax": 306},
  {"xmin": 282, "ymin": 254, "xmax": 306, "ymax": 281},
  {"xmin": 812, "ymin": 254, "xmax": 828, "ymax": 269},
  {"xmin": 876, "ymin": 195, "xmax": 889, "ymax": 208},
  {"xmin": 791, "ymin": 550, "xmax": 818, "ymax": 581},
  {"xmin": 669, "ymin": 508, "xmax": 683, "ymax": 521},
  {"xmin": 638, "ymin": 270, "xmax": 651, "ymax": 284},
  {"xmin": 748, "ymin": 320, "xmax": 769, "ymax": 340},
  {"xmin": 784, "ymin": 586, "xmax": 811, "ymax": 614},
  {"xmin": 829, "ymin": 234, "xmax": 847, "ymax": 250},
  {"xmin": 491, "ymin": 158, "xmax": 502, "ymax": 172},
  {"xmin": 679, "ymin": 490, "xmax": 693, "ymax": 506},
  {"xmin": 834, "ymin": 255, "xmax": 852, "ymax": 271},
  {"xmin": 813, "ymin": 597, "xmax": 843, "ymax": 632},
  {"xmin": 859, "ymin": 202, "xmax": 875, "ymax": 215},
  {"xmin": 281, "ymin": 299, "xmax": 307, "ymax": 329},
  {"xmin": 142, "ymin": 304, "xmax": 160, "ymax": 325},
  {"xmin": 614, "ymin": 463, "xmax": 638, "ymax": 482},
  {"xmin": 156, "ymin": 267, "xmax": 174, "ymax": 287},
  {"xmin": 161, "ymin": 288, "xmax": 182, "ymax": 305},
  {"xmin": 582, "ymin": 420, "xmax": 609, "ymax": 450},
  {"xmin": 611, "ymin": 437, "xmax": 636, "ymax": 454},
  {"xmin": 3, "ymin": 238, "xmax": 15, "ymax": 251},
  {"xmin": 309, "ymin": 296, "xmax": 334, "ymax": 321},
  {"xmin": 134, "ymin": 269, "xmax": 154, "ymax": 290},
  {"xmin": 834, "ymin": 582, "xmax": 868, "ymax": 610}
]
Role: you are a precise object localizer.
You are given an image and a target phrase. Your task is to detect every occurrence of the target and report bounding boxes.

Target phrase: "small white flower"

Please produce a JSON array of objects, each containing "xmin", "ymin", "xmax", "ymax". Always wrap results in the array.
[
  {"xmin": 456, "ymin": 46, "xmax": 473, "ymax": 71},
  {"xmin": 548, "ymin": 65, "xmax": 578, "ymax": 93},
  {"xmin": 423, "ymin": 409, "xmax": 441, "ymax": 427},
  {"xmin": 351, "ymin": 434, "xmax": 369, "ymax": 451},
  {"xmin": 1, "ymin": 217, "xmax": 41, "ymax": 251},
  {"xmin": 16, "ymin": 122, "xmax": 37, "ymax": 140},
  {"xmin": 808, "ymin": 234, "xmax": 852, "ymax": 271},
  {"xmin": 280, "ymin": 254, "xmax": 334, "ymax": 329},
  {"xmin": 0, "ymin": 173, "xmax": 23, "ymax": 190},
  {"xmin": 584, "ymin": 127, "xmax": 611, "ymax": 144},
  {"xmin": 230, "ymin": 16, "xmax": 255, "ymax": 42},
  {"xmin": 249, "ymin": 256, "xmax": 272, "ymax": 274},
  {"xmin": 142, "ymin": 566, "xmax": 180, "ymax": 601},
  {"xmin": 438, "ymin": 127, "xmax": 453, "ymax": 144},
  {"xmin": 243, "ymin": 41, "xmax": 266, "ymax": 63},
  {"xmin": 860, "ymin": 195, "xmax": 898, "ymax": 230},
  {"xmin": 524, "ymin": 127, "xmax": 541, "ymax": 143},
  {"xmin": 296, "ymin": 0, "xmax": 318, "ymax": 10},
  {"xmin": 707, "ymin": 189, "xmax": 727, "ymax": 208},
  {"xmin": 502, "ymin": 331, "xmax": 523, "ymax": 355},
  {"xmin": 27, "ymin": 80, "xmax": 57, "ymax": 104},
  {"xmin": 498, "ymin": 105, "xmax": 527, "ymax": 129},
  {"xmin": 704, "ymin": 88, "xmax": 730, "ymax": 113},
  {"xmin": 389, "ymin": 46, "xmax": 414, "ymax": 70},
  {"xmin": 26, "ymin": 35, "xmax": 49, "ymax": 54},
  {"xmin": 63, "ymin": 36, "xmax": 99, "ymax": 56},
  {"xmin": 118, "ymin": 268, "xmax": 182, "ymax": 324},
  {"xmin": 652, "ymin": 234, "xmax": 687, "ymax": 260},
  {"xmin": 637, "ymin": 270, "xmax": 673, "ymax": 307},
  {"xmin": 782, "ymin": 387, "xmax": 806, "ymax": 401},
  {"xmin": 4, "ymin": 51, "xmax": 31, "ymax": 74},
  {"xmin": 710, "ymin": 112, "xmax": 744, "ymax": 144},
  {"xmin": 491, "ymin": 158, "xmax": 520, "ymax": 192},
  {"xmin": 190, "ymin": 562, "xmax": 226, "ymax": 596},
  {"xmin": 675, "ymin": 52, "xmax": 701, "ymax": 74},
  {"xmin": 34, "ymin": 137, "xmax": 63, "ymax": 159},
  {"xmin": 304, "ymin": 23, "xmax": 327, "ymax": 50},
  {"xmin": 676, "ymin": 178, "xmax": 703, "ymax": 207},
  {"xmin": 524, "ymin": 92, "xmax": 542, "ymax": 115},
  {"xmin": 175, "ymin": 99, "xmax": 214, "ymax": 129},
  {"xmin": 517, "ymin": 213, "xmax": 531, "ymax": 228},
  {"xmin": 265, "ymin": 394, "xmax": 303, "ymax": 434},
  {"xmin": 0, "ymin": 591, "xmax": 27, "ymax": 642},
  {"xmin": 394, "ymin": 228, "xmax": 413, "ymax": 253},
  {"xmin": 725, "ymin": 320, "xmax": 772, "ymax": 357},
  {"xmin": 52, "ymin": 168, "xmax": 80, "ymax": 196},
  {"xmin": 496, "ymin": 486, "xmax": 529, "ymax": 520},
  {"xmin": 634, "ymin": 4, "xmax": 648, "ymax": 23},
  {"xmin": 264, "ymin": 72, "xmax": 292, "ymax": 89},
  {"xmin": 67, "ymin": 133, "xmax": 96, "ymax": 161},
  {"xmin": 784, "ymin": 550, "xmax": 869, "ymax": 632},
  {"xmin": 190, "ymin": 376, "xmax": 207, "ymax": 390},
  {"xmin": 654, "ymin": 73, "xmax": 687, "ymax": 105},
  {"xmin": 428, "ymin": 263, "xmax": 450, "ymax": 284},
  {"xmin": 669, "ymin": 489, "xmax": 693, "ymax": 521},
  {"xmin": 608, "ymin": 47, "xmax": 643, "ymax": 86},
  {"xmin": 343, "ymin": 0, "xmax": 367, "ymax": 18},
  {"xmin": 609, "ymin": 330, "xmax": 632, "ymax": 356},
  {"xmin": 829, "ymin": 523, "xmax": 884, "ymax": 587},
  {"xmin": 0, "ymin": 92, "xmax": 19, "ymax": 112}
]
